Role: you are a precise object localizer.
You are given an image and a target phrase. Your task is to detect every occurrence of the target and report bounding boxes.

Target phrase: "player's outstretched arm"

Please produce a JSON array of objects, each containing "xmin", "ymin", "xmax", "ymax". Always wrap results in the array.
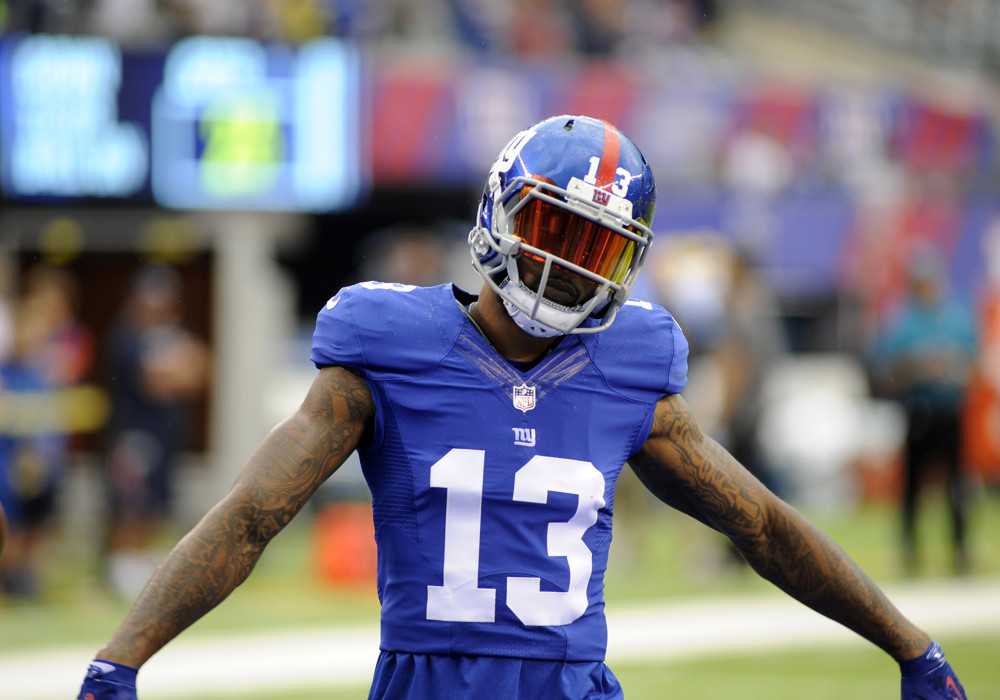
[
  {"xmin": 629, "ymin": 394, "xmax": 967, "ymax": 698},
  {"xmin": 78, "ymin": 366, "xmax": 374, "ymax": 697}
]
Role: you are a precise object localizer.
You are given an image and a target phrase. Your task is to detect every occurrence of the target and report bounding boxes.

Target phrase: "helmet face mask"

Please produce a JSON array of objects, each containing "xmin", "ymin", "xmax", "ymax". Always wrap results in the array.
[{"xmin": 468, "ymin": 115, "xmax": 656, "ymax": 337}]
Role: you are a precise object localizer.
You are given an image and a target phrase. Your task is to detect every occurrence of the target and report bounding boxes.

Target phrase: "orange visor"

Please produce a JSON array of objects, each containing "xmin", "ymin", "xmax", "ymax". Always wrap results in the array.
[{"xmin": 511, "ymin": 193, "xmax": 637, "ymax": 286}]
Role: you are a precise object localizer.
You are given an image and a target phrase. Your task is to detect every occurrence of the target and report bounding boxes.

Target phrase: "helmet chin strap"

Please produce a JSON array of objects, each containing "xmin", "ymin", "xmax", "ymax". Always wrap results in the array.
[
  {"xmin": 500, "ymin": 278, "xmax": 587, "ymax": 338},
  {"xmin": 502, "ymin": 296, "xmax": 565, "ymax": 338}
]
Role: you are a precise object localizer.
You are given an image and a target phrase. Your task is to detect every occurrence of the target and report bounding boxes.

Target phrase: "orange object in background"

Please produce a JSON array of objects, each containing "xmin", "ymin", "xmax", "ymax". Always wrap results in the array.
[
  {"xmin": 964, "ymin": 286, "xmax": 1000, "ymax": 483},
  {"xmin": 963, "ymin": 376, "xmax": 1000, "ymax": 482},
  {"xmin": 314, "ymin": 502, "xmax": 377, "ymax": 586},
  {"xmin": 854, "ymin": 452, "xmax": 903, "ymax": 503}
]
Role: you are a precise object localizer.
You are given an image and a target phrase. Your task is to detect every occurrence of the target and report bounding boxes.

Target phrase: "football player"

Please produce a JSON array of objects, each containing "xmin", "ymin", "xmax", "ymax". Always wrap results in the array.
[{"xmin": 78, "ymin": 115, "xmax": 967, "ymax": 699}]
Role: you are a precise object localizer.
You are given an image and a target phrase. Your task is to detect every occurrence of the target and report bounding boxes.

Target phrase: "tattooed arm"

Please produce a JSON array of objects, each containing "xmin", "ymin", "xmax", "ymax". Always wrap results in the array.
[
  {"xmin": 95, "ymin": 366, "xmax": 375, "ymax": 668},
  {"xmin": 629, "ymin": 393, "xmax": 931, "ymax": 662}
]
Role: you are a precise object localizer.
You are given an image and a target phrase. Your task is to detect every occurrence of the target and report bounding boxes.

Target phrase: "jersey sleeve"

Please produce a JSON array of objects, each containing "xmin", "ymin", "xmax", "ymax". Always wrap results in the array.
[
  {"xmin": 660, "ymin": 308, "xmax": 689, "ymax": 395},
  {"xmin": 310, "ymin": 285, "xmax": 368, "ymax": 369},
  {"xmin": 627, "ymin": 299, "xmax": 689, "ymax": 397},
  {"xmin": 588, "ymin": 299, "xmax": 690, "ymax": 399},
  {"xmin": 583, "ymin": 299, "xmax": 689, "ymax": 456},
  {"xmin": 310, "ymin": 282, "xmax": 462, "ymax": 375}
]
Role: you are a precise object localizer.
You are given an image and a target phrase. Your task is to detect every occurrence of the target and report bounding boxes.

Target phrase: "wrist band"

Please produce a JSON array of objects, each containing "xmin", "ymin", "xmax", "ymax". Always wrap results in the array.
[{"xmin": 899, "ymin": 641, "xmax": 945, "ymax": 678}]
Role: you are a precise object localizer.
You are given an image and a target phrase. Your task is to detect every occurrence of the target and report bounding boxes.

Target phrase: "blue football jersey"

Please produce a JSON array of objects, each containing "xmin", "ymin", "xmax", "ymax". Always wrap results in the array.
[{"xmin": 310, "ymin": 282, "xmax": 688, "ymax": 662}]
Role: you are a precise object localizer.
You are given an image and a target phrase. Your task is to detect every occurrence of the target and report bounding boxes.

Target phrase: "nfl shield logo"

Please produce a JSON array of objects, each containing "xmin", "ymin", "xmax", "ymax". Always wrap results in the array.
[{"xmin": 512, "ymin": 383, "xmax": 536, "ymax": 413}]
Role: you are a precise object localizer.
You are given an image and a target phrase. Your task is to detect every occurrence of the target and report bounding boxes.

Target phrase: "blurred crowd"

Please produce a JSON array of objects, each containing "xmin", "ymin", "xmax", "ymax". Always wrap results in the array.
[
  {"xmin": 0, "ymin": 256, "xmax": 209, "ymax": 601},
  {"xmin": 0, "ymin": 0, "xmax": 719, "ymax": 54},
  {"xmin": 2, "ymin": 0, "xmax": 993, "ymax": 72}
]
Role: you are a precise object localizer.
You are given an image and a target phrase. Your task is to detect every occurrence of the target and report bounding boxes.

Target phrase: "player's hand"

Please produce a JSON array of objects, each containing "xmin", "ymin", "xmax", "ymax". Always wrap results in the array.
[
  {"xmin": 77, "ymin": 659, "xmax": 138, "ymax": 700},
  {"xmin": 900, "ymin": 641, "xmax": 968, "ymax": 699}
]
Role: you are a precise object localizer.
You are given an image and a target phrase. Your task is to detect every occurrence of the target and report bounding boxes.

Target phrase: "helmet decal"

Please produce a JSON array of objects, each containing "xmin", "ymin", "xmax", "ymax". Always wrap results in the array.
[
  {"xmin": 583, "ymin": 120, "xmax": 621, "ymax": 191},
  {"xmin": 491, "ymin": 129, "xmax": 536, "ymax": 179}
]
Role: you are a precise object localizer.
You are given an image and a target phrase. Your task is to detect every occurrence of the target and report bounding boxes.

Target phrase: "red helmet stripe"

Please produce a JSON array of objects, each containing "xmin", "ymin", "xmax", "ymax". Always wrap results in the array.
[{"xmin": 594, "ymin": 121, "xmax": 621, "ymax": 189}]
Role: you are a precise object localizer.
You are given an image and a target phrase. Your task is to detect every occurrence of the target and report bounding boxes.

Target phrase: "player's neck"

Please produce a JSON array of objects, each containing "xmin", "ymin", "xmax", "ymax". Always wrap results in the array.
[{"xmin": 471, "ymin": 286, "xmax": 562, "ymax": 364}]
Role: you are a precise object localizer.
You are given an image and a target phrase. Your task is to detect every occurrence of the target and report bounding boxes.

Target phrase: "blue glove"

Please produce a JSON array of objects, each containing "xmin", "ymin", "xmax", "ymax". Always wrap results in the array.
[
  {"xmin": 900, "ymin": 641, "xmax": 967, "ymax": 699},
  {"xmin": 77, "ymin": 659, "xmax": 138, "ymax": 700}
]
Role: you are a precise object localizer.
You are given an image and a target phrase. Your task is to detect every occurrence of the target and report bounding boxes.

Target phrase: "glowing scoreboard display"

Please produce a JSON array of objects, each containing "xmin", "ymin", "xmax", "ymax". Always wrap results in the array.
[{"xmin": 0, "ymin": 34, "xmax": 364, "ymax": 212}]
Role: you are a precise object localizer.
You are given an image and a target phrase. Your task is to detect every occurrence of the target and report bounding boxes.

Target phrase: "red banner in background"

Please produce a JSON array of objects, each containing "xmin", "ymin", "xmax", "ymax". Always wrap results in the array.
[{"xmin": 367, "ymin": 58, "xmax": 996, "ymax": 189}]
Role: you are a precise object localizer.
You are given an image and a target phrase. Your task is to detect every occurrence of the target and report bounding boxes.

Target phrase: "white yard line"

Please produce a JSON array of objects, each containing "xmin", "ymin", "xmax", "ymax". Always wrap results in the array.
[{"xmin": 4, "ymin": 577, "xmax": 999, "ymax": 700}]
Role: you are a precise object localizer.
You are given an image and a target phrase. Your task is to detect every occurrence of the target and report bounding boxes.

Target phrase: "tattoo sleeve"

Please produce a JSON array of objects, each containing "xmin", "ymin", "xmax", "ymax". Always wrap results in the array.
[
  {"xmin": 98, "ymin": 366, "xmax": 375, "ymax": 667},
  {"xmin": 630, "ymin": 394, "xmax": 931, "ymax": 662}
]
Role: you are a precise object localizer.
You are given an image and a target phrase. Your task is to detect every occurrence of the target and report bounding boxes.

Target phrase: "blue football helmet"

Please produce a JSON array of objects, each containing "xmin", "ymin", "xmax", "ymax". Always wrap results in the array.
[{"xmin": 469, "ymin": 115, "xmax": 656, "ymax": 337}]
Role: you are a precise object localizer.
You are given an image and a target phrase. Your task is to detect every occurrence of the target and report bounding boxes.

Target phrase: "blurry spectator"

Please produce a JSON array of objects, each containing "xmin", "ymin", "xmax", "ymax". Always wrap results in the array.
[
  {"xmin": 356, "ymin": 224, "xmax": 480, "ymax": 290},
  {"xmin": 659, "ymin": 242, "xmax": 790, "ymax": 571},
  {"xmin": 713, "ymin": 246, "xmax": 789, "ymax": 499},
  {"xmin": 86, "ymin": 0, "xmax": 179, "ymax": 47},
  {"xmin": 446, "ymin": 0, "xmax": 512, "ymax": 52},
  {"xmin": 871, "ymin": 250, "xmax": 978, "ymax": 575},
  {"xmin": 0, "ymin": 254, "xmax": 14, "ymax": 365},
  {"xmin": 0, "ymin": 336, "xmax": 56, "ymax": 599},
  {"xmin": 0, "ymin": 278, "xmax": 80, "ymax": 600},
  {"xmin": 19, "ymin": 266, "xmax": 94, "ymax": 390},
  {"xmin": 509, "ymin": 0, "xmax": 573, "ymax": 58},
  {"xmin": 0, "ymin": 265, "xmax": 93, "ymax": 600},
  {"xmin": 628, "ymin": 0, "xmax": 716, "ymax": 48},
  {"xmin": 572, "ymin": 0, "xmax": 629, "ymax": 55},
  {"xmin": 103, "ymin": 265, "xmax": 210, "ymax": 597},
  {"xmin": 357, "ymin": 226, "xmax": 449, "ymax": 286},
  {"xmin": 645, "ymin": 233, "xmax": 731, "ymax": 356},
  {"xmin": 324, "ymin": 0, "xmax": 381, "ymax": 39},
  {"xmin": 163, "ymin": 0, "xmax": 255, "ymax": 38},
  {"xmin": 325, "ymin": 0, "xmax": 451, "ymax": 46},
  {"xmin": 263, "ymin": 0, "xmax": 327, "ymax": 44},
  {"xmin": 3, "ymin": 0, "xmax": 80, "ymax": 34}
]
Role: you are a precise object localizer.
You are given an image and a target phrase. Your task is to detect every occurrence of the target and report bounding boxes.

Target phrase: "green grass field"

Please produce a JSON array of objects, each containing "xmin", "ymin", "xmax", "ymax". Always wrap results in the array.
[{"xmin": 3, "ymin": 482, "xmax": 999, "ymax": 697}]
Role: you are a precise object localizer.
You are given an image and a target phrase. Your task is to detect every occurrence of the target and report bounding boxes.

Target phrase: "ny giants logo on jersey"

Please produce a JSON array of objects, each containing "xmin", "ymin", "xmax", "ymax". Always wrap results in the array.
[
  {"xmin": 512, "ymin": 383, "xmax": 536, "ymax": 412},
  {"xmin": 512, "ymin": 427, "xmax": 536, "ymax": 447}
]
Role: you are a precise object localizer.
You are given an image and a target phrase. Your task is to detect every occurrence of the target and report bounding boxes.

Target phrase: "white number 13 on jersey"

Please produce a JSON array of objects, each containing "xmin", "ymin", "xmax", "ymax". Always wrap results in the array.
[{"xmin": 426, "ymin": 448, "xmax": 606, "ymax": 627}]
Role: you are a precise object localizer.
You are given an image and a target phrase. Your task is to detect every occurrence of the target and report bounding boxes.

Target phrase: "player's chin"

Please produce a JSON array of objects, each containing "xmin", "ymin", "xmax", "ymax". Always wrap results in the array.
[
  {"xmin": 545, "ymin": 274, "xmax": 598, "ymax": 307},
  {"xmin": 542, "ymin": 284, "xmax": 582, "ymax": 307}
]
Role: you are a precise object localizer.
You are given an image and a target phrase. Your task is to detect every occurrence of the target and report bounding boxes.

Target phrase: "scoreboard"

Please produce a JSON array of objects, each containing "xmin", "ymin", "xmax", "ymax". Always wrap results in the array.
[{"xmin": 0, "ymin": 33, "xmax": 365, "ymax": 212}]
